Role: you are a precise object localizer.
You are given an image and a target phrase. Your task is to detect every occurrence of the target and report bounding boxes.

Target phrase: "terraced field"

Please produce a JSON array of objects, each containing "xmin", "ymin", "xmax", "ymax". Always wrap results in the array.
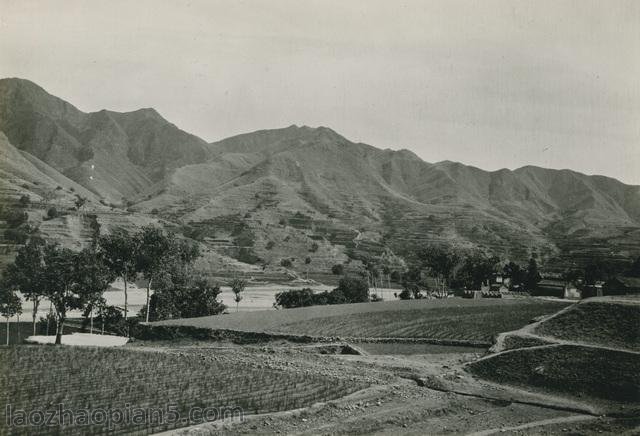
[
  {"xmin": 276, "ymin": 302, "xmax": 569, "ymax": 342},
  {"xmin": 0, "ymin": 346, "xmax": 363, "ymax": 435},
  {"xmin": 151, "ymin": 298, "xmax": 570, "ymax": 344},
  {"xmin": 466, "ymin": 344, "xmax": 640, "ymax": 405},
  {"xmin": 534, "ymin": 299, "xmax": 640, "ymax": 351}
]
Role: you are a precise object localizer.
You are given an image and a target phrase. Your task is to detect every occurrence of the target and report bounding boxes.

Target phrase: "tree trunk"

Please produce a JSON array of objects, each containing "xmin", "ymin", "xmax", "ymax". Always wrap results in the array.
[
  {"xmin": 145, "ymin": 279, "xmax": 152, "ymax": 323},
  {"xmin": 55, "ymin": 316, "xmax": 65, "ymax": 345},
  {"xmin": 16, "ymin": 313, "xmax": 20, "ymax": 341},
  {"xmin": 46, "ymin": 301, "xmax": 52, "ymax": 336},
  {"xmin": 123, "ymin": 277, "xmax": 128, "ymax": 322},
  {"xmin": 89, "ymin": 307, "xmax": 94, "ymax": 334},
  {"xmin": 123, "ymin": 277, "xmax": 129, "ymax": 337},
  {"xmin": 236, "ymin": 301, "xmax": 239, "ymax": 312},
  {"xmin": 32, "ymin": 298, "xmax": 40, "ymax": 336},
  {"xmin": 5, "ymin": 317, "xmax": 9, "ymax": 346}
]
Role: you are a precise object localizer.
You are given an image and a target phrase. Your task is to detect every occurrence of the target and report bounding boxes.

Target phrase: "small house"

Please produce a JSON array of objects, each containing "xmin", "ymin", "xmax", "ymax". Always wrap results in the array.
[{"xmin": 563, "ymin": 282, "xmax": 581, "ymax": 299}]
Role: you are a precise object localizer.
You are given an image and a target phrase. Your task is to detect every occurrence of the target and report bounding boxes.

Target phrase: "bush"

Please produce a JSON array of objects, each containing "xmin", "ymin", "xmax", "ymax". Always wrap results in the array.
[
  {"xmin": 4, "ymin": 210, "xmax": 28, "ymax": 228},
  {"xmin": 280, "ymin": 258, "xmax": 293, "ymax": 268},
  {"xmin": 398, "ymin": 289, "xmax": 412, "ymax": 300},
  {"xmin": 265, "ymin": 241, "xmax": 275, "ymax": 250},
  {"xmin": 237, "ymin": 247, "xmax": 261, "ymax": 264},
  {"xmin": 309, "ymin": 242, "xmax": 319, "ymax": 252},
  {"xmin": 331, "ymin": 264, "xmax": 344, "ymax": 275},
  {"xmin": 18, "ymin": 195, "xmax": 30, "ymax": 207},
  {"xmin": 4, "ymin": 228, "xmax": 28, "ymax": 244},
  {"xmin": 275, "ymin": 288, "xmax": 350, "ymax": 308},
  {"xmin": 275, "ymin": 288, "xmax": 316, "ymax": 309},
  {"xmin": 46, "ymin": 207, "xmax": 59, "ymax": 219}
]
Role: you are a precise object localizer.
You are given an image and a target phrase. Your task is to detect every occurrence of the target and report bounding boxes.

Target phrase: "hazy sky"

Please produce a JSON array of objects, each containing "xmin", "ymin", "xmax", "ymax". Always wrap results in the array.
[{"xmin": 1, "ymin": 0, "xmax": 639, "ymax": 184}]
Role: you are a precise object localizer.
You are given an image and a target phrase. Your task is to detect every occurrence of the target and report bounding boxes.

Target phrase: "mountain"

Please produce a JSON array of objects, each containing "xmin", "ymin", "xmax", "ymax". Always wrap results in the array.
[
  {"xmin": 0, "ymin": 78, "xmax": 210, "ymax": 202},
  {"xmin": 1, "ymin": 78, "xmax": 639, "ymax": 277}
]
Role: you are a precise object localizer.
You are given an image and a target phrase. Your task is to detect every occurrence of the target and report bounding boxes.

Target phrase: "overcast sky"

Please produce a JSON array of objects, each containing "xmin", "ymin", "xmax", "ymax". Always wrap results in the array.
[{"xmin": 1, "ymin": 0, "xmax": 639, "ymax": 184}]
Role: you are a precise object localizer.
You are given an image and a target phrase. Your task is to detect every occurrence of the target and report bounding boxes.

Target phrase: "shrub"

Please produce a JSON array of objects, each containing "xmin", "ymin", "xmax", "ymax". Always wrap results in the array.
[
  {"xmin": 18, "ymin": 195, "xmax": 30, "ymax": 207},
  {"xmin": 237, "ymin": 247, "xmax": 261, "ymax": 264},
  {"xmin": 398, "ymin": 289, "xmax": 412, "ymax": 300},
  {"xmin": 265, "ymin": 240, "xmax": 275, "ymax": 250},
  {"xmin": 275, "ymin": 288, "xmax": 316, "ymax": 308},
  {"xmin": 309, "ymin": 242, "xmax": 319, "ymax": 253},
  {"xmin": 331, "ymin": 264, "xmax": 344, "ymax": 275},
  {"xmin": 4, "ymin": 228, "xmax": 29, "ymax": 244},
  {"xmin": 4, "ymin": 210, "xmax": 28, "ymax": 228},
  {"xmin": 46, "ymin": 207, "xmax": 59, "ymax": 219},
  {"xmin": 280, "ymin": 258, "xmax": 293, "ymax": 268},
  {"xmin": 151, "ymin": 208, "xmax": 159, "ymax": 215}
]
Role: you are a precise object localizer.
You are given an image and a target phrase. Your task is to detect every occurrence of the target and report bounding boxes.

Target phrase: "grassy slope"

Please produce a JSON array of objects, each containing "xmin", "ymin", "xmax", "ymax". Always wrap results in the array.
[
  {"xmin": 0, "ymin": 346, "xmax": 361, "ymax": 435},
  {"xmin": 533, "ymin": 299, "xmax": 640, "ymax": 351},
  {"xmin": 152, "ymin": 298, "xmax": 569, "ymax": 342},
  {"xmin": 466, "ymin": 345, "xmax": 640, "ymax": 404}
]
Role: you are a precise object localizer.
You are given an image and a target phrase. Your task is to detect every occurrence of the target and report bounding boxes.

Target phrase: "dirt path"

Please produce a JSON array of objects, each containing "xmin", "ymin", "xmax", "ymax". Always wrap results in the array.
[{"xmin": 466, "ymin": 414, "xmax": 597, "ymax": 436}]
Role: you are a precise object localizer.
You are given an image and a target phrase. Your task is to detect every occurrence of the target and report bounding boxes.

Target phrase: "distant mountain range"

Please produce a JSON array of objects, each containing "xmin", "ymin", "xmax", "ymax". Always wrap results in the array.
[{"xmin": 1, "ymin": 77, "xmax": 639, "ymax": 275}]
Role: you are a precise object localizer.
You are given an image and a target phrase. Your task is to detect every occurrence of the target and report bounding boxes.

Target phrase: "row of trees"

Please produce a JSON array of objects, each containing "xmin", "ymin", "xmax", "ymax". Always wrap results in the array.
[{"xmin": 0, "ymin": 225, "xmax": 223, "ymax": 344}]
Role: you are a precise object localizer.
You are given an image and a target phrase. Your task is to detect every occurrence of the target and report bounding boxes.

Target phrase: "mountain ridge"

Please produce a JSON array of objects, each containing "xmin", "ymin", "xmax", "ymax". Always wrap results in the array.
[{"xmin": 1, "ymin": 77, "xmax": 639, "ymax": 274}]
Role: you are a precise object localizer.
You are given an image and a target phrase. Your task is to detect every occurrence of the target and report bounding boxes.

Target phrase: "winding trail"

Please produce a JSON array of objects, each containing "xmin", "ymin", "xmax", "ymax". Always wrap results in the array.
[{"xmin": 466, "ymin": 414, "xmax": 597, "ymax": 436}]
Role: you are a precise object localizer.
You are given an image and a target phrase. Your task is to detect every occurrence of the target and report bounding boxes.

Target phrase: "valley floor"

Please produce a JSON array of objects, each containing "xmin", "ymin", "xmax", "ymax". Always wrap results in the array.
[{"xmin": 143, "ymin": 341, "xmax": 638, "ymax": 436}]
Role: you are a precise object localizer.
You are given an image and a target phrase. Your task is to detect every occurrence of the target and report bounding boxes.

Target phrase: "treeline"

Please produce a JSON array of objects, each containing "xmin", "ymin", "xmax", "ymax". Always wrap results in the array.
[
  {"xmin": 0, "ymin": 226, "xmax": 226, "ymax": 345},
  {"xmin": 275, "ymin": 277, "xmax": 369, "ymax": 309}
]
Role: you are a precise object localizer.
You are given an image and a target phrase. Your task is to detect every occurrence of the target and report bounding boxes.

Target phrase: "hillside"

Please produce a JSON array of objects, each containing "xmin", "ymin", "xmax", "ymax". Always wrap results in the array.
[
  {"xmin": 465, "ymin": 298, "xmax": 640, "ymax": 415},
  {"xmin": 1, "ymin": 78, "xmax": 640, "ymax": 276},
  {"xmin": 0, "ymin": 78, "xmax": 210, "ymax": 203},
  {"xmin": 136, "ymin": 125, "xmax": 640, "ymax": 271}
]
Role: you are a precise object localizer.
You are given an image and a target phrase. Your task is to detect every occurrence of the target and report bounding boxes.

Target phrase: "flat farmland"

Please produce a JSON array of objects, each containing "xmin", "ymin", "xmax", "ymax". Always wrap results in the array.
[
  {"xmin": 0, "ymin": 346, "xmax": 363, "ymax": 435},
  {"xmin": 151, "ymin": 298, "xmax": 570, "ymax": 343}
]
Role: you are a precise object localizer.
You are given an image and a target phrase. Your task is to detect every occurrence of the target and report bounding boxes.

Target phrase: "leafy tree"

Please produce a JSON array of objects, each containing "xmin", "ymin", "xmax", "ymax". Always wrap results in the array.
[
  {"xmin": 2, "ymin": 238, "xmax": 45, "ymax": 335},
  {"xmin": 628, "ymin": 256, "xmax": 640, "ymax": 278},
  {"xmin": 0, "ymin": 287, "xmax": 22, "ymax": 345},
  {"xmin": 503, "ymin": 261, "xmax": 526, "ymax": 289},
  {"xmin": 136, "ymin": 226, "xmax": 174, "ymax": 323},
  {"xmin": 144, "ymin": 276, "xmax": 225, "ymax": 320},
  {"xmin": 98, "ymin": 229, "xmax": 139, "ymax": 326},
  {"xmin": 46, "ymin": 207, "xmax": 59, "ymax": 219},
  {"xmin": 40, "ymin": 244, "xmax": 80, "ymax": 344},
  {"xmin": 74, "ymin": 248, "xmax": 114, "ymax": 334},
  {"xmin": 418, "ymin": 246, "xmax": 459, "ymax": 293},
  {"xmin": 335, "ymin": 276, "xmax": 369, "ymax": 303},
  {"xmin": 524, "ymin": 256, "xmax": 542, "ymax": 291},
  {"xmin": 95, "ymin": 303, "xmax": 124, "ymax": 335},
  {"xmin": 230, "ymin": 278, "xmax": 247, "ymax": 312},
  {"xmin": 379, "ymin": 250, "xmax": 408, "ymax": 288},
  {"xmin": 455, "ymin": 251, "xmax": 500, "ymax": 290}
]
